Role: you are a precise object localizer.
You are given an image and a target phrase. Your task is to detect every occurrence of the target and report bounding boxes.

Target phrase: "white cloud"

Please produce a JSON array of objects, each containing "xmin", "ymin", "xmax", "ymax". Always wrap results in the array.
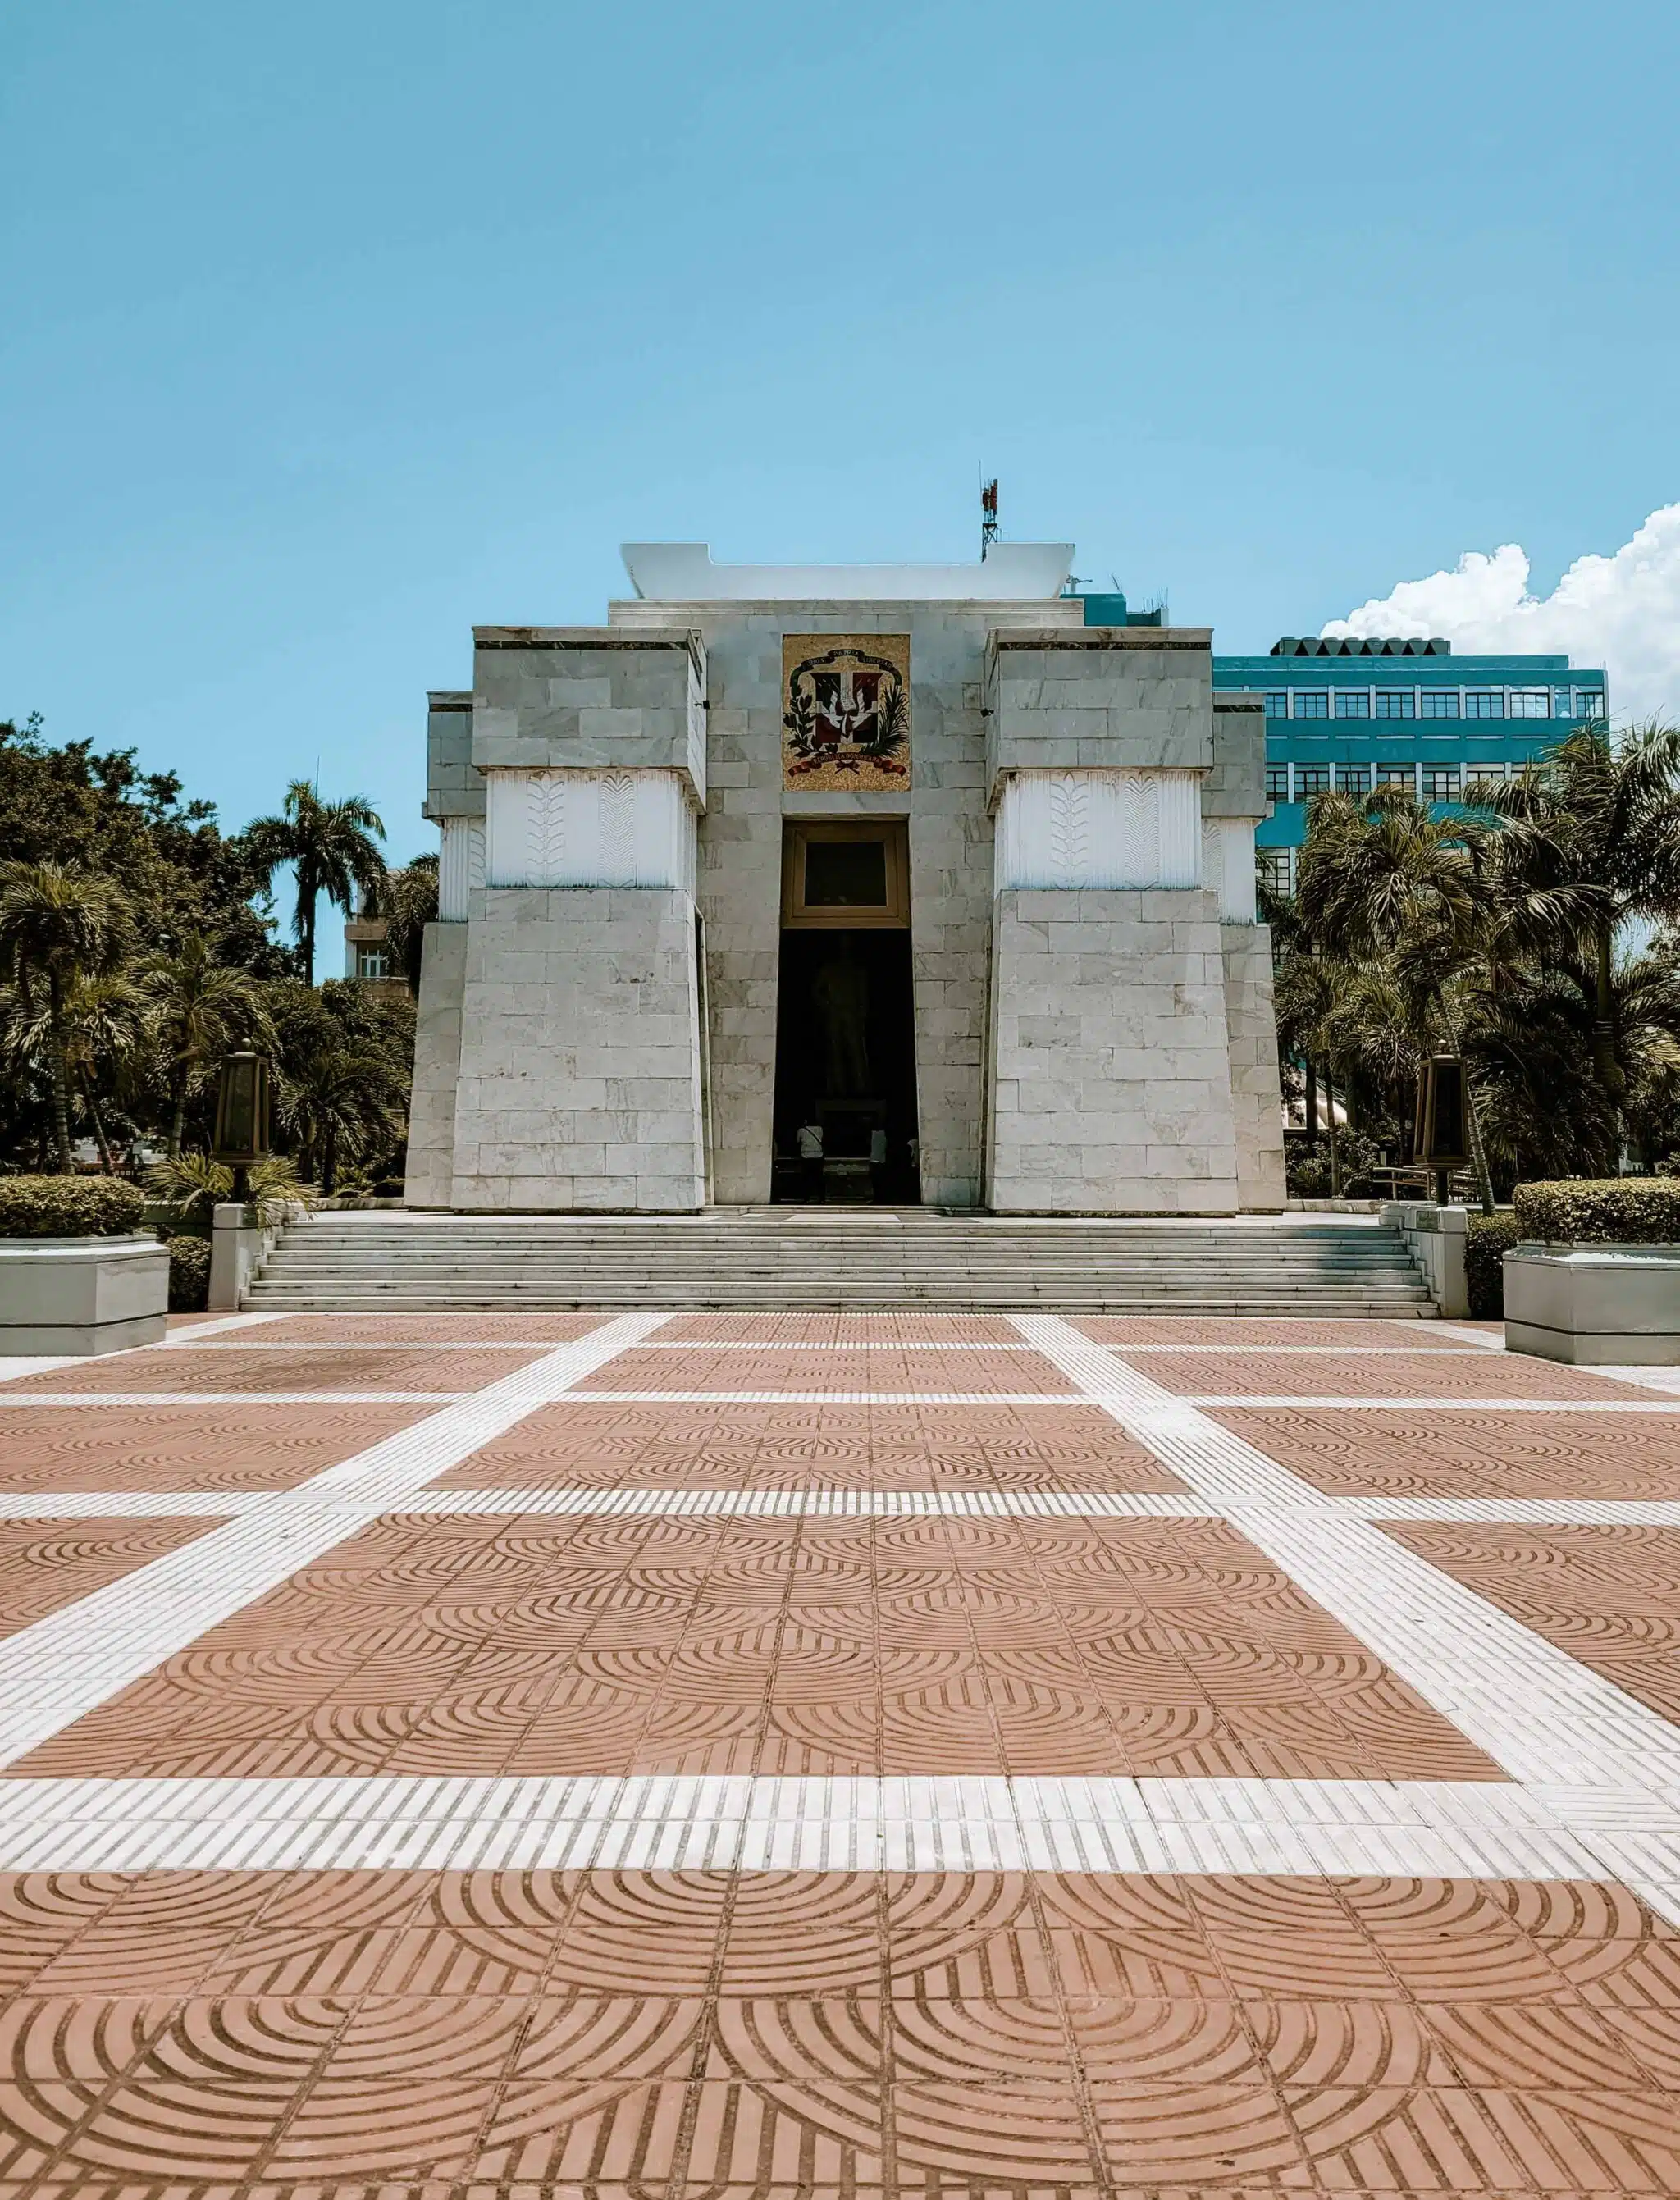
[{"xmin": 1321, "ymin": 503, "xmax": 1680, "ymax": 723}]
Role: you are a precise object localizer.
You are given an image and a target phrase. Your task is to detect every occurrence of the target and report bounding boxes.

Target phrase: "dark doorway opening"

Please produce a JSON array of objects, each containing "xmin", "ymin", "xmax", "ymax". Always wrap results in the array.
[{"xmin": 772, "ymin": 928, "xmax": 920, "ymax": 1203}]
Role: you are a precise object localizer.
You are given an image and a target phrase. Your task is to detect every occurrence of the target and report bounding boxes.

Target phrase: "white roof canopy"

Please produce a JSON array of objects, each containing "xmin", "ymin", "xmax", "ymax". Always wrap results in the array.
[{"xmin": 620, "ymin": 541, "xmax": 1074, "ymax": 602}]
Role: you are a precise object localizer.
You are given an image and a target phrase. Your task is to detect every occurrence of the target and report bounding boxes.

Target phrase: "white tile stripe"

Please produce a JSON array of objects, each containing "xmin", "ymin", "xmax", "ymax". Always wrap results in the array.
[
  {"xmin": 573, "ymin": 1389, "xmax": 1680, "ymax": 1411},
  {"xmin": 5, "ymin": 1386, "xmax": 1678, "ymax": 1413},
  {"xmin": 0, "ymin": 1770, "xmax": 1673, "ymax": 1920},
  {"xmin": 133, "ymin": 1338, "xmax": 1503, "ymax": 1358},
  {"xmin": 0, "ymin": 1313, "xmax": 666, "ymax": 1771},
  {"xmin": 1183, "ymin": 1394, "xmax": 1680, "ymax": 1410},
  {"xmin": 0, "ymin": 1358, "xmax": 79, "ymax": 1385},
  {"xmin": 1016, "ymin": 1314, "xmax": 1680, "ymax": 1794},
  {"xmin": 160, "ymin": 1337, "xmax": 1045, "ymax": 1353},
  {"xmin": 403, "ymin": 1486, "xmax": 1205, "ymax": 1519},
  {"xmin": 11, "ymin": 1485, "xmax": 1680, "ymax": 1528},
  {"xmin": 158, "ymin": 1312, "xmax": 289, "ymax": 1342}
]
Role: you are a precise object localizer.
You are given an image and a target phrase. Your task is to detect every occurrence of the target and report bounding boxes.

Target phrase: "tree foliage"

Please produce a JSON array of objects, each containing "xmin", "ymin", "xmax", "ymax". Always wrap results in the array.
[
  {"xmin": 246, "ymin": 780, "xmax": 386, "ymax": 986},
  {"xmin": 1272, "ymin": 722, "xmax": 1680, "ymax": 1201},
  {"xmin": 0, "ymin": 716, "xmax": 411, "ymax": 1189}
]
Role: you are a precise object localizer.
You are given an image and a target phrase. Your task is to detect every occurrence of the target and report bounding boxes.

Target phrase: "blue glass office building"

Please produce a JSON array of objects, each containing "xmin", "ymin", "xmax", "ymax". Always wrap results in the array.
[{"xmin": 1211, "ymin": 636, "xmax": 1609, "ymax": 892}]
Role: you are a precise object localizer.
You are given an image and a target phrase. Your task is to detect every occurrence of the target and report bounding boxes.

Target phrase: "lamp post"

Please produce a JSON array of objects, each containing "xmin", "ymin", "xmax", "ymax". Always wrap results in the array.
[
  {"xmin": 1416, "ymin": 1054, "xmax": 1468, "ymax": 1207},
  {"xmin": 212, "ymin": 1052, "xmax": 271, "ymax": 1207}
]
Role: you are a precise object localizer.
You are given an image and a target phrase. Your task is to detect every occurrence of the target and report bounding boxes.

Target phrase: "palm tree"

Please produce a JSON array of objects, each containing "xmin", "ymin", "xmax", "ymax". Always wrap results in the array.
[
  {"xmin": 61, "ymin": 971, "xmax": 148, "ymax": 1171},
  {"xmin": 245, "ymin": 781, "xmax": 386, "ymax": 985},
  {"xmin": 139, "ymin": 933, "xmax": 272, "ymax": 1158},
  {"xmin": 1296, "ymin": 786, "xmax": 1499, "ymax": 1212},
  {"xmin": 1474, "ymin": 721, "xmax": 1680, "ymax": 1104},
  {"xmin": 276, "ymin": 1045, "xmax": 403, "ymax": 1193},
  {"xmin": 0, "ymin": 862, "xmax": 130, "ymax": 1171},
  {"xmin": 378, "ymin": 854, "xmax": 439, "ymax": 993}
]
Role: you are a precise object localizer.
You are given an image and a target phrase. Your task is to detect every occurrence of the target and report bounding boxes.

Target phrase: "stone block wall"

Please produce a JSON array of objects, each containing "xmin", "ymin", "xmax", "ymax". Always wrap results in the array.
[
  {"xmin": 985, "ymin": 886, "xmax": 1241, "ymax": 1213},
  {"xmin": 409, "ymin": 590, "xmax": 1286, "ymax": 1216},
  {"xmin": 404, "ymin": 923, "xmax": 467, "ymax": 1209},
  {"xmin": 609, "ymin": 595, "xmax": 1083, "ymax": 1209},
  {"xmin": 448, "ymin": 886, "xmax": 705, "ymax": 1212},
  {"xmin": 471, "ymin": 630, "xmax": 705, "ymax": 799},
  {"xmin": 1220, "ymin": 924, "xmax": 1288, "ymax": 1211},
  {"xmin": 986, "ymin": 630, "xmax": 1215, "ymax": 790},
  {"xmin": 424, "ymin": 693, "xmax": 480, "ymax": 823},
  {"xmin": 1205, "ymin": 693, "xmax": 1267, "ymax": 818}
]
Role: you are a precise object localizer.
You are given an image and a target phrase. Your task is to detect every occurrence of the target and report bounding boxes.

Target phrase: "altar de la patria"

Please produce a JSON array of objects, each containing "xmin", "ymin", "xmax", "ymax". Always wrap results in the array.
[{"xmin": 406, "ymin": 541, "xmax": 1286, "ymax": 1215}]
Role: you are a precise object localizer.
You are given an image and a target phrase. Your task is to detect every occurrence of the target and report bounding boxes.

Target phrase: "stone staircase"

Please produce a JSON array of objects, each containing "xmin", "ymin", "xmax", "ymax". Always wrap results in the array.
[{"xmin": 247, "ymin": 1208, "xmax": 1436, "ymax": 1315}]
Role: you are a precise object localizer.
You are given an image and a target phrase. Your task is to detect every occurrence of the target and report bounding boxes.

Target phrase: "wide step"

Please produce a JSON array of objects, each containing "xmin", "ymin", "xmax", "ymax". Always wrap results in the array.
[{"xmin": 246, "ymin": 1212, "xmax": 1433, "ymax": 1313}]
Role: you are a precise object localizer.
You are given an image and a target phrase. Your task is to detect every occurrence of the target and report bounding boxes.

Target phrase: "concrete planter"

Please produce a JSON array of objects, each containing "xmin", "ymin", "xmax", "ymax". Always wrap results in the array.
[
  {"xmin": 1504, "ymin": 1243, "xmax": 1680, "ymax": 1364},
  {"xmin": 208, "ymin": 1202, "xmax": 304, "ymax": 1311},
  {"xmin": 1378, "ymin": 1200, "xmax": 1468, "ymax": 1317},
  {"xmin": 0, "ymin": 1236, "xmax": 168, "ymax": 1355}
]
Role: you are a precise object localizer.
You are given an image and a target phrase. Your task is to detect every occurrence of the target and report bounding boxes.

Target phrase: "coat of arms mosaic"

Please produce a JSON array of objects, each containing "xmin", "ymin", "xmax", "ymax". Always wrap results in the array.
[{"xmin": 782, "ymin": 633, "xmax": 911, "ymax": 790}]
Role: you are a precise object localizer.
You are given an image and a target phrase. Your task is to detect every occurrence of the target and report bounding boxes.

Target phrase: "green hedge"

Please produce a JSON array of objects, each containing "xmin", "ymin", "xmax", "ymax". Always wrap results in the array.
[
  {"xmin": 1466, "ymin": 1213, "xmax": 1521, "ymax": 1318},
  {"xmin": 167, "ymin": 1235, "xmax": 212, "ymax": 1313},
  {"xmin": 0, "ymin": 1176, "xmax": 146, "ymax": 1238},
  {"xmin": 1513, "ymin": 1178, "xmax": 1680, "ymax": 1245}
]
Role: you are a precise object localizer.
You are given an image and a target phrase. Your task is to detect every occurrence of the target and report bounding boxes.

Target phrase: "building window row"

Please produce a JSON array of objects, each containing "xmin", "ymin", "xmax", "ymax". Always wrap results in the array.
[
  {"xmin": 1258, "ymin": 847, "xmax": 1295, "ymax": 897},
  {"xmin": 1267, "ymin": 760, "xmax": 1513, "ymax": 804},
  {"xmin": 1262, "ymin": 686, "xmax": 1603, "ymax": 722}
]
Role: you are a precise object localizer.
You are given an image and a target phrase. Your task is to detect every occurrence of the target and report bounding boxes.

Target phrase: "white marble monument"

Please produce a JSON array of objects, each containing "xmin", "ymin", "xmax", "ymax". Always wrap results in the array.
[{"xmin": 407, "ymin": 543, "xmax": 1286, "ymax": 1214}]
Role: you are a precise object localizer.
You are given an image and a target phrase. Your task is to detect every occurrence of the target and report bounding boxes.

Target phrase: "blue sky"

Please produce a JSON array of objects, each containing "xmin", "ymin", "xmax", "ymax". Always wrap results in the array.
[{"xmin": 3, "ymin": 0, "xmax": 1677, "ymax": 861}]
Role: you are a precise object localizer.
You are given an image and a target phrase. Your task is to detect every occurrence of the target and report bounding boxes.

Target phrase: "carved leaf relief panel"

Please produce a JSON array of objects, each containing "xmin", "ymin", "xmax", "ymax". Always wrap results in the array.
[
  {"xmin": 484, "ymin": 769, "xmax": 695, "ymax": 891},
  {"xmin": 995, "ymin": 769, "xmax": 1203, "ymax": 891}
]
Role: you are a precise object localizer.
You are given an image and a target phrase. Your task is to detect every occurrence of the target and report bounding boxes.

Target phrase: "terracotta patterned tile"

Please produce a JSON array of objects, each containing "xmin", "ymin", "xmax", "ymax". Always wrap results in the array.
[
  {"xmin": 1247, "ymin": 1999, "xmax": 1459, "ymax": 2088},
  {"xmin": 1076, "ymin": 1316, "xmax": 1467, "ymax": 1349},
  {"xmin": 1284, "ymin": 2081, "xmax": 1680, "ymax": 2190},
  {"xmin": 0, "ymin": 1518, "xmax": 216, "ymax": 1639},
  {"xmin": 4, "ymin": 1308, "xmax": 1680, "ymax": 2190},
  {"xmin": 1387, "ymin": 1520, "xmax": 1680, "ymax": 1728},
  {"xmin": 1142, "ymin": 1349, "xmax": 1641, "ymax": 1400},
  {"xmin": 0, "ymin": 1404, "xmax": 432, "ymax": 1495},
  {"xmin": 3, "ymin": 1348, "xmax": 543, "ymax": 1397},
  {"xmin": 1419, "ymin": 2001, "xmax": 1656, "ymax": 2088},
  {"xmin": 432, "ymin": 1397, "xmax": 1182, "ymax": 1493},
  {"xmin": 3, "ymin": 1869, "xmax": 1679, "ymax": 2193},
  {"xmin": 11, "ymin": 1504, "xmax": 1498, "ymax": 1783},
  {"xmin": 892, "ymin": 2077, "xmax": 1099, "ymax": 2184},
  {"xmin": 1089, "ymin": 2079, "xmax": 1309, "ymax": 2184},
  {"xmin": 660, "ymin": 1313, "xmax": 1023, "ymax": 1344},
  {"xmin": 1216, "ymin": 1407, "xmax": 1680, "ymax": 1503},
  {"xmin": 590, "ymin": 1344, "xmax": 1079, "ymax": 1395},
  {"xmin": 703, "ymin": 1995, "xmax": 881, "ymax": 2079},
  {"xmin": 248, "ymin": 1312, "xmax": 609, "ymax": 1344}
]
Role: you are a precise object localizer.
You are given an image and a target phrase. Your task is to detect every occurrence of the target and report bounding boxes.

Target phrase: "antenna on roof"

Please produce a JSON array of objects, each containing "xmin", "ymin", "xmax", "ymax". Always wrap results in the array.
[{"xmin": 980, "ymin": 478, "xmax": 999, "ymax": 560}]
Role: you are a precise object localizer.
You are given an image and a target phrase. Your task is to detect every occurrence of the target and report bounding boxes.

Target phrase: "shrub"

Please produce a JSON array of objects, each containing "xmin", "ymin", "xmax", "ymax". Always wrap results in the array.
[
  {"xmin": 145, "ymin": 1152, "xmax": 306, "ymax": 1230},
  {"xmin": 1286, "ymin": 1129, "xmax": 1384, "ymax": 1199},
  {"xmin": 1513, "ymin": 1178, "xmax": 1680, "ymax": 1245},
  {"xmin": 0, "ymin": 1175, "xmax": 145, "ymax": 1238},
  {"xmin": 167, "ymin": 1235, "xmax": 212, "ymax": 1312},
  {"xmin": 1466, "ymin": 1212, "xmax": 1520, "ymax": 1318}
]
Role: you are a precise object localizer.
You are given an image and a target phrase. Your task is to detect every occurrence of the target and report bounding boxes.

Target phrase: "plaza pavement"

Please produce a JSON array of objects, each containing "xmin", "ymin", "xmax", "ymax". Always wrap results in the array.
[{"xmin": 0, "ymin": 1308, "xmax": 1678, "ymax": 2191}]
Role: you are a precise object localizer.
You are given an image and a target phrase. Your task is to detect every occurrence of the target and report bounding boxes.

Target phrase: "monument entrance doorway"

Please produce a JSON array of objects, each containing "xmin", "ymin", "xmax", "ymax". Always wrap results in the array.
[{"xmin": 772, "ymin": 823, "xmax": 920, "ymax": 1205}]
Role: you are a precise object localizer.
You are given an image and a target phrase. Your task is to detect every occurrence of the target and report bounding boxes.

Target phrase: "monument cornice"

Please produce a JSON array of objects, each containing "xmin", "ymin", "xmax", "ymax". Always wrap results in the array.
[{"xmin": 987, "ymin": 627, "xmax": 1213, "ymax": 652}]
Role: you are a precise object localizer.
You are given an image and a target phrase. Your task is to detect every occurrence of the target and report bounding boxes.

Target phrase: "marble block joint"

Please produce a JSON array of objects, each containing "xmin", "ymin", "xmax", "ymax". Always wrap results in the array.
[{"xmin": 406, "ymin": 548, "xmax": 1285, "ymax": 1215}]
